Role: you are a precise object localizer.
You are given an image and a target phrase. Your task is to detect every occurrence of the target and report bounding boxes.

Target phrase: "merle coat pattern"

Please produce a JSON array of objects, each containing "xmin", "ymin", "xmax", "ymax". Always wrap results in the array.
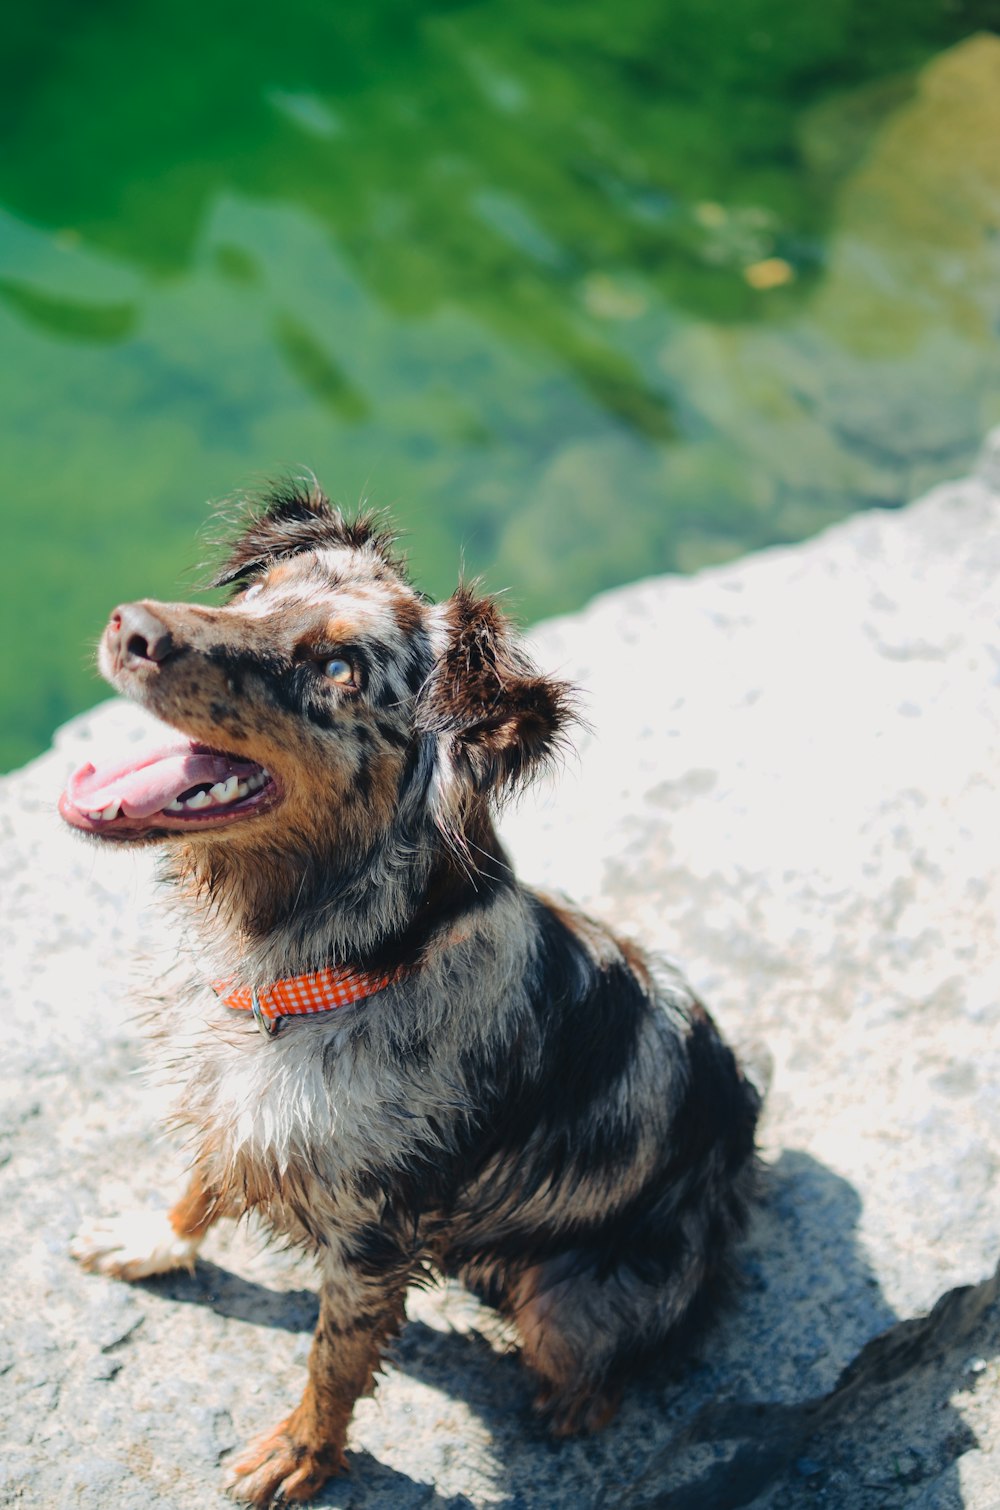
[{"xmin": 64, "ymin": 484, "xmax": 761, "ymax": 1507}]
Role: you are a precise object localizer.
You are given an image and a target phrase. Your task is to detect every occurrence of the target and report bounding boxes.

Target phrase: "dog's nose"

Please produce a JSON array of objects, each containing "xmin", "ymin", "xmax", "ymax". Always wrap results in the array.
[{"xmin": 108, "ymin": 603, "xmax": 176, "ymax": 667}]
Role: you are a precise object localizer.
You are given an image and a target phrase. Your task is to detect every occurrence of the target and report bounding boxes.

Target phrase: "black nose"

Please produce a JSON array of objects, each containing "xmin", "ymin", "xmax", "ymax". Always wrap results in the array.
[{"xmin": 108, "ymin": 603, "xmax": 176, "ymax": 667}]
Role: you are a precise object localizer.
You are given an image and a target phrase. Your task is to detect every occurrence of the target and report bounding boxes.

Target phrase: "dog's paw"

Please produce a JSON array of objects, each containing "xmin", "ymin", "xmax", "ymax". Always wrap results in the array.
[
  {"xmin": 224, "ymin": 1420, "xmax": 346, "ymax": 1507},
  {"xmin": 70, "ymin": 1210, "xmax": 200, "ymax": 1281},
  {"xmin": 534, "ymin": 1381, "xmax": 621, "ymax": 1437}
]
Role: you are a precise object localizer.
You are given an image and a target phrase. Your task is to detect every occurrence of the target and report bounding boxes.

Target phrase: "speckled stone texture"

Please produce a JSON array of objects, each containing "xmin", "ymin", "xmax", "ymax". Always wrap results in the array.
[{"xmin": 3, "ymin": 439, "xmax": 1000, "ymax": 1509}]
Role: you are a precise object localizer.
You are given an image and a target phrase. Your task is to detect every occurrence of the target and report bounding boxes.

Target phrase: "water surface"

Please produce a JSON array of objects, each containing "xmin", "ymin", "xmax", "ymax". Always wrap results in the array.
[{"xmin": 3, "ymin": 1, "xmax": 1000, "ymax": 768}]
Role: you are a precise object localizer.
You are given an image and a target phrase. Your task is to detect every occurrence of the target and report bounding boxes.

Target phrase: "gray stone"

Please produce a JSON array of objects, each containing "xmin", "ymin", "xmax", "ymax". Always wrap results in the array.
[{"xmin": 4, "ymin": 438, "xmax": 1000, "ymax": 1506}]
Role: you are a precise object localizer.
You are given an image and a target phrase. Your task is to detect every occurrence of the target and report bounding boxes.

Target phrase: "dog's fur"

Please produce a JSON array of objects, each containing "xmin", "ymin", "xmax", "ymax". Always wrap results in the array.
[{"xmin": 67, "ymin": 484, "xmax": 761, "ymax": 1507}]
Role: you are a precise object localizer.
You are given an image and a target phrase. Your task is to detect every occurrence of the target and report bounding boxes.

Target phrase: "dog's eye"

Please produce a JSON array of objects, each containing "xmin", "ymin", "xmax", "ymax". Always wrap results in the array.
[{"xmin": 322, "ymin": 658, "xmax": 357, "ymax": 687}]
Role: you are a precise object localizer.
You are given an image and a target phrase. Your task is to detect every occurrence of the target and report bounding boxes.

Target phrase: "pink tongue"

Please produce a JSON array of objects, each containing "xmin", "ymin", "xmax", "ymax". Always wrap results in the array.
[{"xmin": 66, "ymin": 737, "xmax": 262, "ymax": 818}]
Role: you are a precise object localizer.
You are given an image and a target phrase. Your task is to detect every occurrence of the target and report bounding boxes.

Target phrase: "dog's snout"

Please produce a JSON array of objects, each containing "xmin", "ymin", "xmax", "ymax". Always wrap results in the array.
[{"xmin": 109, "ymin": 603, "xmax": 177, "ymax": 668}]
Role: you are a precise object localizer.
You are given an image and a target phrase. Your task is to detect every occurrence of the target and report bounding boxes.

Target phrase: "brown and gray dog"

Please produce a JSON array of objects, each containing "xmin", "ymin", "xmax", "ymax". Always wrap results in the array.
[{"xmin": 61, "ymin": 484, "xmax": 760, "ymax": 1507}]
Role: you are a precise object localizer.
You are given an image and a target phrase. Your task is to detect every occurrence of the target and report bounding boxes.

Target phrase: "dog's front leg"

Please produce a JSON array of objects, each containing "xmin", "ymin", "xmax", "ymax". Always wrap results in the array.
[
  {"xmin": 71, "ymin": 1160, "xmax": 229, "ymax": 1280},
  {"xmin": 224, "ymin": 1266, "xmax": 407, "ymax": 1507}
]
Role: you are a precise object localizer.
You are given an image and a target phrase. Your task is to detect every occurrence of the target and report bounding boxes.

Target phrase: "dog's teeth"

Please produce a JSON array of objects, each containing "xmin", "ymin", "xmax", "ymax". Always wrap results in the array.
[
  {"xmin": 87, "ymin": 810, "xmax": 104, "ymax": 821},
  {"xmin": 235, "ymin": 781, "xmax": 249, "ymax": 799},
  {"xmin": 185, "ymin": 790, "xmax": 212, "ymax": 809},
  {"xmin": 100, "ymin": 800, "xmax": 121, "ymax": 820},
  {"xmin": 211, "ymin": 777, "xmax": 239, "ymax": 804},
  {"xmin": 165, "ymin": 799, "xmax": 184, "ymax": 812}
]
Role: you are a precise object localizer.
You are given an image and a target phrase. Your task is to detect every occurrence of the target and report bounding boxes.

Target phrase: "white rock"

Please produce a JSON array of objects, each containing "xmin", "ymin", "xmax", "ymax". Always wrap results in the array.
[{"xmin": 5, "ymin": 440, "xmax": 1000, "ymax": 1507}]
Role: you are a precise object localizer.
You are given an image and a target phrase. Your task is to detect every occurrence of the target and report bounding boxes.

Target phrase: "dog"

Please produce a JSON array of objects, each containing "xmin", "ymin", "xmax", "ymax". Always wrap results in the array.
[{"xmin": 61, "ymin": 483, "xmax": 761, "ymax": 1507}]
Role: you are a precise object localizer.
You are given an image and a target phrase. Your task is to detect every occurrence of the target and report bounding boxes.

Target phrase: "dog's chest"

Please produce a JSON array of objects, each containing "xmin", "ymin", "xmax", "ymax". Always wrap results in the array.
[{"xmin": 177, "ymin": 1011, "xmax": 442, "ymax": 1210}]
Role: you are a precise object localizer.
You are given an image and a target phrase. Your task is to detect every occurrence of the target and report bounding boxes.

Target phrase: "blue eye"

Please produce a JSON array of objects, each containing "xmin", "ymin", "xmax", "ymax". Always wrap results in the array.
[{"xmin": 322, "ymin": 658, "xmax": 356, "ymax": 686}]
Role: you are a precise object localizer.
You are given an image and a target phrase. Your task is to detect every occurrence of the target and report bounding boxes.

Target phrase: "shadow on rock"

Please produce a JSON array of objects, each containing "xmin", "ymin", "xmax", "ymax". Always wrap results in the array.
[
  {"xmin": 261, "ymin": 1449, "xmax": 478, "ymax": 1510},
  {"xmin": 627, "ymin": 1151, "xmax": 1000, "ymax": 1509},
  {"xmin": 389, "ymin": 1319, "xmax": 534, "ymax": 1440},
  {"xmin": 135, "ymin": 1260, "xmax": 320, "ymax": 1332}
]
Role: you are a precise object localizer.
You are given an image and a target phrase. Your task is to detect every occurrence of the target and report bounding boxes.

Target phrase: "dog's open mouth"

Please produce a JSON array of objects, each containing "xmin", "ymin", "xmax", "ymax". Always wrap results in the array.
[{"xmin": 58, "ymin": 735, "xmax": 280, "ymax": 839}]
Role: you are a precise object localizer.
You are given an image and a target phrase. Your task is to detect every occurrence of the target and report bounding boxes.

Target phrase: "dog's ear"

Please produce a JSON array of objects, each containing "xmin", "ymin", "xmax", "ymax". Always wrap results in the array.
[
  {"xmin": 210, "ymin": 482, "xmax": 400, "ymax": 588},
  {"xmin": 418, "ymin": 585, "xmax": 575, "ymax": 798}
]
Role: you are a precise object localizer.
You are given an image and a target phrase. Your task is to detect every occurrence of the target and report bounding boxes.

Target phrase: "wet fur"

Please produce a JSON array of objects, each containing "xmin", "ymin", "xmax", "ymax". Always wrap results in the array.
[{"xmin": 71, "ymin": 484, "xmax": 761, "ymax": 1506}]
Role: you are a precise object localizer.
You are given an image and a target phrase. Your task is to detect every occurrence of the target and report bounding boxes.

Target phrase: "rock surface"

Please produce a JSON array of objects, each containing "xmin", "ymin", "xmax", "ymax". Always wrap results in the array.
[{"xmin": 3, "ymin": 444, "xmax": 1000, "ymax": 1508}]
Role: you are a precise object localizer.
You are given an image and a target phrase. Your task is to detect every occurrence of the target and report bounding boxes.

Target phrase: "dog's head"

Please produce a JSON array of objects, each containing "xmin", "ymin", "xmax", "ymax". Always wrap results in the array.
[{"xmin": 59, "ymin": 484, "xmax": 573, "ymax": 864}]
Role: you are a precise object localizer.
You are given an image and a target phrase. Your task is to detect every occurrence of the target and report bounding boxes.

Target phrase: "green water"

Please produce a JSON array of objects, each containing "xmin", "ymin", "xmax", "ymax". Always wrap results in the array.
[{"xmin": 3, "ymin": 1, "xmax": 1000, "ymax": 771}]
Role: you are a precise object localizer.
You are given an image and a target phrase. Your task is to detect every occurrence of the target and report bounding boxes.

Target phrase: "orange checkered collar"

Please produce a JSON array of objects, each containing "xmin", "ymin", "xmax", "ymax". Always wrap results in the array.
[{"xmin": 213, "ymin": 964, "xmax": 403, "ymax": 1038}]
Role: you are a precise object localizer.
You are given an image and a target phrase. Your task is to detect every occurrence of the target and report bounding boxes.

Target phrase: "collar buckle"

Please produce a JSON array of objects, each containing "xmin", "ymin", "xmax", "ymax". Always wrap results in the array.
[{"xmin": 251, "ymin": 986, "xmax": 284, "ymax": 1038}]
